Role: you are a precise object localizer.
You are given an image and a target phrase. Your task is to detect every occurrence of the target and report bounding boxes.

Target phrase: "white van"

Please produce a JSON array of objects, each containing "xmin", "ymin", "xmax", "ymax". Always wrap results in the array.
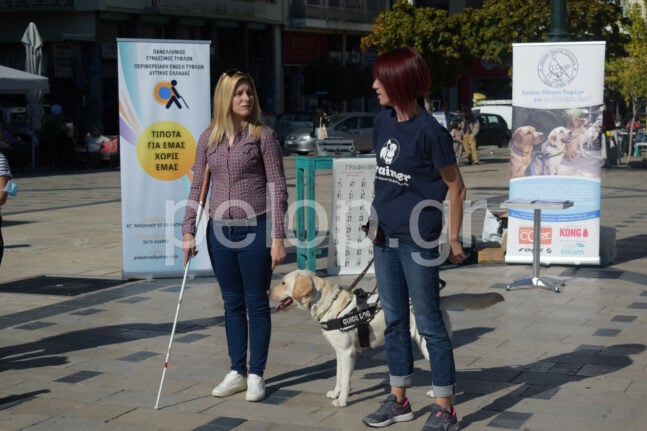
[{"xmin": 472, "ymin": 100, "xmax": 512, "ymax": 129}]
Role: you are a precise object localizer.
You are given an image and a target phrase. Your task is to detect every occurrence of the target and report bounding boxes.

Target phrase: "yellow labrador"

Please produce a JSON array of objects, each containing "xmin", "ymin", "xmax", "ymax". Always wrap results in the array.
[
  {"xmin": 510, "ymin": 125, "xmax": 545, "ymax": 179},
  {"xmin": 269, "ymin": 270, "xmax": 504, "ymax": 407},
  {"xmin": 533, "ymin": 126, "xmax": 574, "ymax": 175}
]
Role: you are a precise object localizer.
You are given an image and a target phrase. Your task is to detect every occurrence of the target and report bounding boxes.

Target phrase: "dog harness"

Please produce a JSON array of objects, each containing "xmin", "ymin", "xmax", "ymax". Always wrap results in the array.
[
  {"xmin": 319, "ymin": 288, "xmax": 380, "ymax": 348},
  {"xmin": 529, "ymin": 145, "xmax": 563, "ymax": 175}
]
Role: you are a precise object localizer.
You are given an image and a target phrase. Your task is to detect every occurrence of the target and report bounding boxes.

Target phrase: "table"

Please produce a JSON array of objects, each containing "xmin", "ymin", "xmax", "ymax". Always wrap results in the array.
[{"xmin": 501, "ymin": 199, "xmax": 574, "ymax": 293}]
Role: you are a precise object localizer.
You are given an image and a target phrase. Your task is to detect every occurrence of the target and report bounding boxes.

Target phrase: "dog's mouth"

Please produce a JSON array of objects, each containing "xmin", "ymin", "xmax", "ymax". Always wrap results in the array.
[{"xmin": 275, "ymin": 297, "xmax": 293, "ymax": 312}]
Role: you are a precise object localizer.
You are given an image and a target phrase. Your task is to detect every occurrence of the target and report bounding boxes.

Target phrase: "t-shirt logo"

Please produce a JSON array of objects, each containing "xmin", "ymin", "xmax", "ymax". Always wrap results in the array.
[{"xmin": 379, "ymin": 139, "xmax": 399, "ymax": 165}]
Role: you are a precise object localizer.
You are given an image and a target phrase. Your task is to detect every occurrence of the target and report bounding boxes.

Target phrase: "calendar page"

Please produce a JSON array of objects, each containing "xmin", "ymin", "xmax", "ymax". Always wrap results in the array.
[{"xmin": 327, "ymin": 157, "xmax": 376, "ymax": 275}]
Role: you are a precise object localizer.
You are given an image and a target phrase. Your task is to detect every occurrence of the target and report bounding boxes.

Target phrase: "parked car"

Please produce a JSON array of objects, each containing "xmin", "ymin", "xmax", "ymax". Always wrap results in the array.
[
  {"xmin": 453, "ymin": 111, "xmax": 511, "ymax": 148},
  {"xmin": 274, "ymin": 111, "xmax": 316, "ymax": 144},
  {"xmin": 284, "ymin": 112, "xmax": 377, "ymax": 154},
  {"xmin": 476, "ymin": 112, "xmax": 511, "ymax": 147}
]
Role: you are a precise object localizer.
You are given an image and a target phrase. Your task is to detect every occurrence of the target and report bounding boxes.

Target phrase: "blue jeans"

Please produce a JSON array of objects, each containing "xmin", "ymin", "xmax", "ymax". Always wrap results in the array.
[
  {"xmin": 373, "ymin": 237, "xmax": 456, "ymax": 398},
  {"xmin": 206, "ymin": 216, "xmax": 272, "ymax": 377}
]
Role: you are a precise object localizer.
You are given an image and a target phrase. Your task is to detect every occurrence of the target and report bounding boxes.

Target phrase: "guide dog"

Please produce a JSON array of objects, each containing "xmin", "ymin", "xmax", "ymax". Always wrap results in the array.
[
  {"xmin": 269, "ymin": 270, "xmax": 504, "ymax": 407},
  {"xmin": 532, "ymin": 126, "xmax": 573, "ymax": 175},
  {"xmin": 510, "ymin": 125, "xmax": 545, "ymax": 178}
]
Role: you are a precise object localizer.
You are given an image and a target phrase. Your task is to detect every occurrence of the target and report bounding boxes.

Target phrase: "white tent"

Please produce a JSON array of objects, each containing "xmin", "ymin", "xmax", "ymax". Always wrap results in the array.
[{"xmin": 0, "ymin": 64, "xmax": 49, "ymax": 93}]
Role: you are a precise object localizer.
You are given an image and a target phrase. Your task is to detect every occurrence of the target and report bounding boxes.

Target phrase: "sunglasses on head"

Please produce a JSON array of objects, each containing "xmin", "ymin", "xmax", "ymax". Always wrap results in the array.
[{"xmin": 224, "ymin": 68, "xmax": 249, "ymax": 78}]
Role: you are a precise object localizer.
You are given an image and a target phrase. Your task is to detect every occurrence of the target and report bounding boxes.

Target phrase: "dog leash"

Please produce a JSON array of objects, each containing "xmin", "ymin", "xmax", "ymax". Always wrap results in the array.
[{"xmin": 347, "ymin": 257, "xmax": 374, "ymax": 292}]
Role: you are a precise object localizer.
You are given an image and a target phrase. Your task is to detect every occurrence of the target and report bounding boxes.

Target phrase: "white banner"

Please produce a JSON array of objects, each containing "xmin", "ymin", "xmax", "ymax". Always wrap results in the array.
[
  {"xmin": 506, "ymin": 42, "xmax": 605, "ymax": 265},
  {"xmin": 327, "ymin": 158, "xmax": 376, "ymax": 275},
  {"xmin": 117, "ymin": 38, "xmax": 212, "ymax": 278}
]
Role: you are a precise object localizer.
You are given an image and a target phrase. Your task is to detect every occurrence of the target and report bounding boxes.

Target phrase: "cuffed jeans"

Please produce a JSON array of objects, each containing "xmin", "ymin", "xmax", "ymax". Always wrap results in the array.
[
  {"xmin": 206, "ymin": 215, "xmax": 272, "ymax": 377},
  {"xmin": 373, "ymin": 236, "xmax": 456, "ymax": 398}
]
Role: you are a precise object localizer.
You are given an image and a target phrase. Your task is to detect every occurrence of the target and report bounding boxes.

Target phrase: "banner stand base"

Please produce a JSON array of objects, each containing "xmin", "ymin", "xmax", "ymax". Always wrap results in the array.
[{"xmin": 506, "ymin": 276, "xmax": 564, "ymax": 293}]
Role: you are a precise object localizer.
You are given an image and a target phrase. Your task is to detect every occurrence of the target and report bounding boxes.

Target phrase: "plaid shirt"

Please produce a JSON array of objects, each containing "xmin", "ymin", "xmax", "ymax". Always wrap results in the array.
[{"xmin": 182, "ymin": 125, "xmax": 288, "ymax": 238}]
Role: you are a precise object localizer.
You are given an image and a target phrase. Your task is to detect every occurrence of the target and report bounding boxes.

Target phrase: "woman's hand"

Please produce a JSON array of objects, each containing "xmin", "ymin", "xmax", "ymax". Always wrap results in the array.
[
  {"xmin": 270, "ymin": 238, "xmax": 286, "ymax": 270},
  {"xmin": 182, "ymin": 233, "xmax": 197, "ymax": 266},
  {"xmin": 447, "ymin": 239, "xmax": 466, "ymax": 265}
]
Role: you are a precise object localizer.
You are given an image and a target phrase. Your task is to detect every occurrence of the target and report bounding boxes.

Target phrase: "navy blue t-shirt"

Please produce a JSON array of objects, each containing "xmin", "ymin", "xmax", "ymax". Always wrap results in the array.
[{"xmin": 371, "ymin": 108, "xmax": 456, "ymax": 245}]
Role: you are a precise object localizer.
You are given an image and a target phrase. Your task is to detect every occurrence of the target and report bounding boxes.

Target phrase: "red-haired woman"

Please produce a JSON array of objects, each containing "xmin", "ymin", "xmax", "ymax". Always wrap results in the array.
[{"xmin": 363, "ymin": 46, "xmax": 466, "ymax": 431}]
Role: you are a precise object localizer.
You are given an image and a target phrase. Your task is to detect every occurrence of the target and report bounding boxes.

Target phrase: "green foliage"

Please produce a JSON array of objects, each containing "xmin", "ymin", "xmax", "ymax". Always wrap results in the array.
[
  {"xmin": 360, "ymin": 0, "xmax": 471, "ymax": 91},
  {"xmin": 361, "ymin": 0, "xmax": 628, "ymax": 86},
  {"xmin": 606, "ymin": 2, "xmax": 647, "ymax": 127}
]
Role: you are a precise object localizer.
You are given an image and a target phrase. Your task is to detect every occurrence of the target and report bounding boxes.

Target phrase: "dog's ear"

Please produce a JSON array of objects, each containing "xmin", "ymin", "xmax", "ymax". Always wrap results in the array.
[{"xmin": 293, "ymin": 274, "xmax": 314, "ymax": 305}]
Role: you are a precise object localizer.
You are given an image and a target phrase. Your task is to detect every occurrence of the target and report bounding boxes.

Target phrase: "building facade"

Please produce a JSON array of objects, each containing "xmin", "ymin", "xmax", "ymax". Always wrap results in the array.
[{"xmin": 0, "ymin": 0, "xmax": 389, "ymax": 138}]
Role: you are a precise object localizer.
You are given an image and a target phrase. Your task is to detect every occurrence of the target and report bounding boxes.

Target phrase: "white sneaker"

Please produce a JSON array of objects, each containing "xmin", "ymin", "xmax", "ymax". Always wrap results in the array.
[
  {"xmin": 245, "ymin": 374, "xmax": 266, "ymax": 402},
  {"xmin": 211, "ymin": 371, "xmax": 247, "ymax": 397}
]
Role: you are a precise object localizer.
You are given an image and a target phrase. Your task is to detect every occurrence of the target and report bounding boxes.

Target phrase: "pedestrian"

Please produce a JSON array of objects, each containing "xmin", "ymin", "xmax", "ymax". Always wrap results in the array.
[
  {"xmin": 449, "ymin": 119, "xmax": 463, "ymax": 165},
  {"xmin": 364, "ymin": 46, "xmax": 467, "ymax": 431},
  {"xmin": 0, "ymin": 135, "xmax": 14, "ymax": 268},
  {"xmin": 462, "ymin": 108, "xmax": 480, "ymax": 165},
  {"xmin": 181, "ymin": 69, "xmax": 288, "ymax": 402}
]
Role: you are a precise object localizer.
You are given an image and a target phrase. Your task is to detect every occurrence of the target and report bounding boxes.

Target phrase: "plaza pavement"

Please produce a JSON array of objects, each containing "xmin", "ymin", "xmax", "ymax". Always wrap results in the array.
[{"xmin": 0, "ymin": 146, "xmax": 646, "ymax": 431}]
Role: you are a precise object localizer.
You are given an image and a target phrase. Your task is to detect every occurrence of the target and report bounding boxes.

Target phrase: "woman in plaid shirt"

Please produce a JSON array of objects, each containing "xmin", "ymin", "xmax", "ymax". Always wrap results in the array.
[{"xmin": 182, "ymin": 70, "xmax": 288, "ymax": 402}]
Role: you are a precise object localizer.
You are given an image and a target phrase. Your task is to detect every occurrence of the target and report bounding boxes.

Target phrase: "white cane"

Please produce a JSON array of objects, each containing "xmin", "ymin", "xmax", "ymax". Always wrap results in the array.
[{"xmin": 154, "ymin": 164, "xmax": 210, "ymax": 410}]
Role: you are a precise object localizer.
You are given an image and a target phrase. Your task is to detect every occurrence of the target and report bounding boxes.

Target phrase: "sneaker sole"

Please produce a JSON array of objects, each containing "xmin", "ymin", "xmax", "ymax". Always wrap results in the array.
[
  {"xmin": 211, "ymin": 385, "xmax": 247, "ymax": 397},
  {"xmin": 245, "ymin": 392, "xmax": 265, "ymax": 402},
  {"xmin": 362, "ymin": 412, "xmax": 415, "ymax": 428}
]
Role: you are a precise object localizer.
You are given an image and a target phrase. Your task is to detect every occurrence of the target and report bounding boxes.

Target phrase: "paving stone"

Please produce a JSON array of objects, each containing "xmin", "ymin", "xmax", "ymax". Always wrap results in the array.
[{"xmin": 0, "ymin": 155, "xmax": 645, "ymax": 430}]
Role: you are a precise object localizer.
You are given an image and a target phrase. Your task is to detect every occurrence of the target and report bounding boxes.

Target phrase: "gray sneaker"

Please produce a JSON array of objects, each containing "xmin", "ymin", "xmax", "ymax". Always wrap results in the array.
[
  {"xmin": 421, "ymin": 403, "xmax": 459, "ymax": 431},
  {"xmin": 362, "ymin": 394, "xmax": 415, "ymax": 428}
]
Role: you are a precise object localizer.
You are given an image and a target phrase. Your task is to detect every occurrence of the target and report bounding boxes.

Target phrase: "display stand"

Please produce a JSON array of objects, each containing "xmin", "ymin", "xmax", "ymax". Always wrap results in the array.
[
  {"xmin": 295, "ymin": 156, "xmax": 333, "ymax": 272},
  {"xmin": 501, "ymin": 199, "xmax": 573, "ymax": 293}
]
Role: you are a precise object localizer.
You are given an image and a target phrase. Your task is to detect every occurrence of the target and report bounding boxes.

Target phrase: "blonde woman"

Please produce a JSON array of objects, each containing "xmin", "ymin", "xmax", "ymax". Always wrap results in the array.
[{"xmin": 182, "ymin": 70, "xmax": 288, "ymax": 402}]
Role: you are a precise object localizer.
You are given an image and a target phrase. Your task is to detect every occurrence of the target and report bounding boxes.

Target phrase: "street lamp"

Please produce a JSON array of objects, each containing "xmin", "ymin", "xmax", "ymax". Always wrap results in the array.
[{"xmin": 548, "ymin": 0, "xmax": 569, "ymax": 41}]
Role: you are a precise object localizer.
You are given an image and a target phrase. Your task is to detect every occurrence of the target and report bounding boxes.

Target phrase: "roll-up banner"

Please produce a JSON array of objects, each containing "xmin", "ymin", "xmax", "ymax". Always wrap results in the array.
[
  {"xmin": 507, "ymin": 42, "xmax": 605, "ymax": 265},
  {"xmin": 117, "ymin": 38, "xmax": 212, "ymax": 278}
]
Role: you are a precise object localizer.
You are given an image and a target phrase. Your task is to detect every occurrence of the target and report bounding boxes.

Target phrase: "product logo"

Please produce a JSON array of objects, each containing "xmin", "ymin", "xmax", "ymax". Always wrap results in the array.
[
  {"xmin": 379, "ymin": 138, "xmax": 399, "ymax": 165},
  {"xmin": 559, "ymin": 227, "xmax": 588, "ymax": 238},
  {"xmin": 154, "ymin": 79, "xmax": 189, "ymax": 109},
  {"xmin": 537, "ymin": 48, "xmax": 578, "ymax": 88},
  {"xmin": 518, "ymin": 227, "xmax": 552, "ymax": 245}
]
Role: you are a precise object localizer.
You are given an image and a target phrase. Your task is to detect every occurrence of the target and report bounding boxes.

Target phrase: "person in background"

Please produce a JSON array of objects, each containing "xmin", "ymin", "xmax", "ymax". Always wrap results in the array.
[
  {"xmin": 462, "ymin": 108, "xmax": 480, "ymax": 165},
  {"xmin": 364, "ymin": 46, "xmax": 466, "ymax": 431},
  {"xmin": 449, "ymin": 119, "xmax": 463, "ymax": 165},
  {"xmin": 85, "ymin": 126, "xmax": 110, "ymax": 153},
  {"xmin": 0, "ymin": 134, "xmax": 13, "ymax": 267},
  {"xmin": 182, "ymin": 69, "xmax": 288, "ymax": 403}
]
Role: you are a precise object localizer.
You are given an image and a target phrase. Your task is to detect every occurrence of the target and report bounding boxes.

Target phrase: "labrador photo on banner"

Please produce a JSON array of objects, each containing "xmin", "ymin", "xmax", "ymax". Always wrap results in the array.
[
  {"xmin": 507, "ymin": 41, "xmax": 606, "ymax": 266},
  {"xmin": 118, "ymin": 38, "xmax": 212, "ymax": 278}
]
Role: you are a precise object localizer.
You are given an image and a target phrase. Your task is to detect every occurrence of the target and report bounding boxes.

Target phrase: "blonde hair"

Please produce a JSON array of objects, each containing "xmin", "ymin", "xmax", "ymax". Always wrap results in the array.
[{"xmin": 208, "ymin": 70, "xmax": 263, "ymax": 146}]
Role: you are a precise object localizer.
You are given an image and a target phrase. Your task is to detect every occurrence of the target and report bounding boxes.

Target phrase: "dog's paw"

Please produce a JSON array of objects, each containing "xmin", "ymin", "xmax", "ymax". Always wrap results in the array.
[
  {"xmin": 332, "ymin": 398, "xmax": 347, "ymax": 408},
  {"xmin": 326, "ymin": 390, "xmax": 340, "ymax": 400},
  {"xmin": 426, "ymin": 389, "xmax": 435, "ymax": 398}
]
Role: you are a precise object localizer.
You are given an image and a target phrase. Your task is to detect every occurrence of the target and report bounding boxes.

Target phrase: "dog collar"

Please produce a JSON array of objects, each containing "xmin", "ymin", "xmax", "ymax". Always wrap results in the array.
[
  {"xmin": 316, "ymin": 291, "xmax": 341, "ymax": 320},
  {"xmin": 511, "ymin": 142, "xmax": 528, "ymax": 156}
]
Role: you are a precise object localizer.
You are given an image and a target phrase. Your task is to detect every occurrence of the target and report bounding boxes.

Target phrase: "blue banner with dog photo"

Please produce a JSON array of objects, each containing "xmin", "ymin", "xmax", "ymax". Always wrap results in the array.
[{"xmin": 506, "ymin": 42, "xmax": 606, "ymax": 266}]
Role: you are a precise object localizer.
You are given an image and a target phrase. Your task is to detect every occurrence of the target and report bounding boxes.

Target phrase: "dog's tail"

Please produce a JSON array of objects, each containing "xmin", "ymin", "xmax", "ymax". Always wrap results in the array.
[{"xmin": 441, "ymin": 292, "xmax": 504, "ymax": 310}]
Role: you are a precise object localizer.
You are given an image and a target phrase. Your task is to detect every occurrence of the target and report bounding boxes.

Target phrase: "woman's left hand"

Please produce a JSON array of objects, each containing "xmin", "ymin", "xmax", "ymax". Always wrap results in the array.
[
  {"xmin": 270, "ymin": 238, "xmax": 286, "ymax": 270},
  {"xmin": 447, "ymin": 239, "xmax": 466, "ymax": 265}
]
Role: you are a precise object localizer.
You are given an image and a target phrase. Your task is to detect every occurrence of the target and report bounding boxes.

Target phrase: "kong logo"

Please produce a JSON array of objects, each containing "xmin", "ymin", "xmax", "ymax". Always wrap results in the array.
[{"xmin": 559, "ymin": 227, "xmax": 589, "ymax": 238}]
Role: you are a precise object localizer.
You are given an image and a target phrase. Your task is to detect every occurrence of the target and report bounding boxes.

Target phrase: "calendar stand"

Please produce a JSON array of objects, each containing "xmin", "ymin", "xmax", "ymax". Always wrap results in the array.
[{"xmin": 501, "ymin": 199, "xmax": 573, "ymax": 293}]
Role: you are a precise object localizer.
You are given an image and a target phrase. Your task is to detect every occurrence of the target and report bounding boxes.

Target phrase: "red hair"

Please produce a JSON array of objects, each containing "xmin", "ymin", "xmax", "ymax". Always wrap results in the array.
[{"xmin": 372, "ymin": 46, "xmax": 431, "ymax": 109}]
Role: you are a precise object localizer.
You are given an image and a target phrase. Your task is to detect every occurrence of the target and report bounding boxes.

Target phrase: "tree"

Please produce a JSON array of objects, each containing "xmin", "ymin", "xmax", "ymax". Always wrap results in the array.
[
  {"xmin": 606, "ymin": 1, "xmax": 647, "ymax": 160},
  {"xmin": 360, "ymin": 0, "xmax": 472, "ymax": 92},
  {"xmin": 361, "ymin": 0, "xmax": 628, "ymax": 84},
  {"xmin": 464, "ymin": 0, "xmax": 627, "ymax": 68}
]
